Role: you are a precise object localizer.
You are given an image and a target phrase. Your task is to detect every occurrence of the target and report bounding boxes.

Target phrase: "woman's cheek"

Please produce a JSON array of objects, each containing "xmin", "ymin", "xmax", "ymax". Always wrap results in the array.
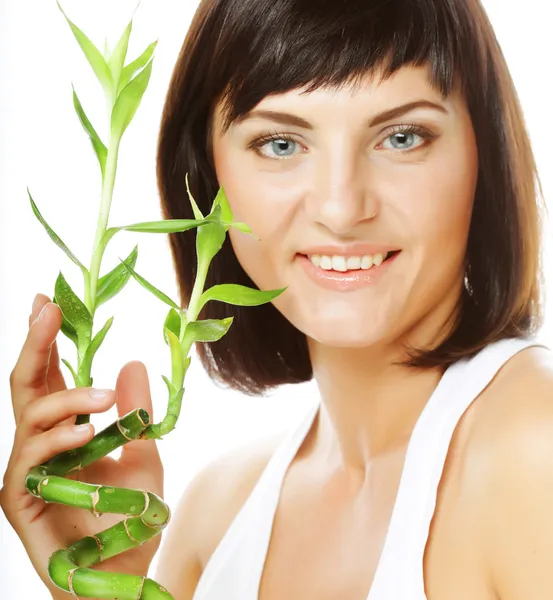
[{"xmin": 228, "ymin": 222, "xmax": 274, "ymax": 284}]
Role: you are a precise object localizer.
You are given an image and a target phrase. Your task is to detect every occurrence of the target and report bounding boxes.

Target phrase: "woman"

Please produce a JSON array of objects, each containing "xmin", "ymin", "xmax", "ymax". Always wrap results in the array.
[{"xmin": 1, "ymin": 0, "xmax": 551, "ymax": 598}]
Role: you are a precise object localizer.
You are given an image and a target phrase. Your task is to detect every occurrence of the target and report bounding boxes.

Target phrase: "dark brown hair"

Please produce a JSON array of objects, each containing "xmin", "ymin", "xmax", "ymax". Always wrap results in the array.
[{"xmin": 156, "ymin": 0, "xmax": 545, "ymax": 395}]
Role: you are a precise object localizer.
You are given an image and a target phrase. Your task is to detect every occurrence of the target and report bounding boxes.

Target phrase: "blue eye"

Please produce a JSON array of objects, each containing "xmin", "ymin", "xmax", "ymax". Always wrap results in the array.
[
  {"xmin": 379, "ymin": 124, "xmax": 434, "ymax": 152},
  {"xmin": 250, "ymin": 134, "xmax": 300, "ymax": 159},
  {"xmin": 382, "ymin": 131, "xmax": 422, "ymax": 151}
]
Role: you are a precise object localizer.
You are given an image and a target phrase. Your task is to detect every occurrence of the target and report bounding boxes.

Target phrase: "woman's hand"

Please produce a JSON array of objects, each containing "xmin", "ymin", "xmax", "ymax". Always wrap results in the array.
[{"xmin": 0, "ymin": 294, "xmax": 165, "ymax": 598}]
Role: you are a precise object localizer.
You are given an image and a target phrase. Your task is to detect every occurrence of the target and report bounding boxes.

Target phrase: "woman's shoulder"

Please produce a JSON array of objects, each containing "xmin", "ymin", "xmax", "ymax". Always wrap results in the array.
[
  {"xmin": 188, "ymin": 428, "xmax": 291, "ymax": 568},
  {"xmin": 465, "ymin": 343, "xmax": 553, "ymax": 455},
  {"xmin": 460, "ymin": 343, "xmax": 553, "ymax": 598},
  {"xmin": 154, "ymin": 427, "xmax": 289, "ymax": 595}
]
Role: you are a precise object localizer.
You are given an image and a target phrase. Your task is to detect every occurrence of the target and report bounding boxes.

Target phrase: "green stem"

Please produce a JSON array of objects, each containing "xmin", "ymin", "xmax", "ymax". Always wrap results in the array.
[
  {"xmin": 88, "ymin": 135, "xmax": 121, "ymax": 310},
  {"xmin": 140, "ymin": 259, "xmax": 210, "ymax": 441},
  {"xmin": 184, "ymin": 258, "xmax": 209, "ymax": 326},
  {"xmin": 87, "ymin": 135, "xmax": 121, "ymax": 318},
  {"xmin": 76, "ymin": 135, "xmax": 120, "ymax": 427}
]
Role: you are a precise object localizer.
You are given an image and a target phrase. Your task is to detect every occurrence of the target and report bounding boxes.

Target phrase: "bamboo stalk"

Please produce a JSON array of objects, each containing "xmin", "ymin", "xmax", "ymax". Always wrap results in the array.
[
  {"xmin": 25, "ymin": 409, "xmax": 173, "ymax": 598},
  {"xmin": 25, "ymin": 5, "xmax": 286, "ymax": 597}
]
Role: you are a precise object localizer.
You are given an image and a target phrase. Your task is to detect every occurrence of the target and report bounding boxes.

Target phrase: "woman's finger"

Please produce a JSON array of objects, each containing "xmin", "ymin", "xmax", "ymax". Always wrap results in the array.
[
  {"xmin": 47, "ymin": 340, "xmax": 73, "ymax": 428},
  {"xmin": 46, "ymin": 338, "xmax": 67, "ymax": 396},
  {"xmin": 27, "ymin": 294, "xmax": 66, "ymax": 398},
  {"xmin": 28, "ymin": 295, "xmax": 71, "ymax": 425},
  {"xmin": 116, "ymin": 361, "xmax": 162, "ymax": 471},
  {"xmin": 18, "ymin": 387, "xmax": 116, "ymax": 435},
  {"xmin": 3, "ymin": 423, "xmax": 95, "ymax": 510},
  {"xmin": 10, "ymin": 297, "xmax": 63, "ymax": 424}
]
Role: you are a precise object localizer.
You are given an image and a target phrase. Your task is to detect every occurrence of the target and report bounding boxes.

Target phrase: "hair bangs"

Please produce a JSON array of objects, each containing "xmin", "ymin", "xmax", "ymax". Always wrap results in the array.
[{"xmin": 212, "ymin": 0, "xmax": 473, "ymax": 134}]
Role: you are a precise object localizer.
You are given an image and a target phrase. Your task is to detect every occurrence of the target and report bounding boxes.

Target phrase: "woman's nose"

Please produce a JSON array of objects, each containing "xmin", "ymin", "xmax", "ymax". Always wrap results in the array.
[{"xmin": 305, "ymin": 158, "xmax": 379, "ymax": 236}]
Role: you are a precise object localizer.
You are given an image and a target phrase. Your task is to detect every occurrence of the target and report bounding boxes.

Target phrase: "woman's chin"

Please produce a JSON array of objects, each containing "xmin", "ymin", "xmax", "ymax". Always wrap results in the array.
[{"xmin": 304, "ymin": 321, "xmax": 388, "ymax": 348}]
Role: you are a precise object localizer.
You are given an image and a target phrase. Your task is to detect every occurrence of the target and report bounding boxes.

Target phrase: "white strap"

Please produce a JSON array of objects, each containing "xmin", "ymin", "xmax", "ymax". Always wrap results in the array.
[
  {"xmin": 247, "ymin": 401, "xmax": 320, "ymax": 597},
  {"xmin": 377, "ymin": 337, "xmax": 546, "ymax": 597},
  {"xmin": 192, "ymin": 401, "xmax": 319, "ymax": 599}
]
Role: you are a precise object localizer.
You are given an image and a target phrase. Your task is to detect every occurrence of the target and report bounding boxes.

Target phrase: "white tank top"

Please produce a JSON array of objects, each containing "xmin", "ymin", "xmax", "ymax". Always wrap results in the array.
[{"xmin": 192, "ymin": 336, "xmax": 548, "ymax": 599}]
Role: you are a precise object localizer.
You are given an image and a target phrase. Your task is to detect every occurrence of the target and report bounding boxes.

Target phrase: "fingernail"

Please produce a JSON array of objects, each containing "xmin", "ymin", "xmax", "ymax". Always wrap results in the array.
[
  {"xmin": 31, "ymin": 304, "xmax": 48, "ymax": 327},
  {"xmin": 89, "ymin": 389, "xmax": 111, "ymax": 400},
  {"xmin": 32, "ymin": 294, "xmax": 40, "ymax": 314},
  {"xmin": 73, "ymin": 423, "xmax": 92, "ymax": 434}
]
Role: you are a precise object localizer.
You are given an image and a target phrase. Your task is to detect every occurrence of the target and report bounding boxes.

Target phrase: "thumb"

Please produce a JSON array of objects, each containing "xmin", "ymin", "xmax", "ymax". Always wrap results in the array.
[{"xmin": 115, "ymin": 360, "xmax": 161, "ymax": 469}]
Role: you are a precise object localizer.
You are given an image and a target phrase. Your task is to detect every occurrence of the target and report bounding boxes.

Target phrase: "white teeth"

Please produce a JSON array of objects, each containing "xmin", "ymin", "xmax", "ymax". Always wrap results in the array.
[
  {"xmin": 361, "ymin": 255, "xmax": 373, "ymax": 270},
  {"xmin": 331, "ymin": 256, "xmax": 348, "ymax": 272},
  {"xmin": 372, "ymin": 253, "xmax": 384, "ymax": 267},
  {"xmin": 320, "ymin": 256, "xmax": 332, "ymax": 270},
  {"xmin": 346, "ymin": 256, "xmax": 361, "ymax": 270},
  {"xmin": 308, "ymin": 252, "xmax": 390, "ymax": 271}
]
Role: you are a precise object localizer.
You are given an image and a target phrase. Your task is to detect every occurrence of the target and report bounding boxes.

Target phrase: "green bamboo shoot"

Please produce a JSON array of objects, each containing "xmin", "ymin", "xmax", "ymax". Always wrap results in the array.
[{"xmin": 24, "ymin": 4, "xmax": 286, "ymax": 598}]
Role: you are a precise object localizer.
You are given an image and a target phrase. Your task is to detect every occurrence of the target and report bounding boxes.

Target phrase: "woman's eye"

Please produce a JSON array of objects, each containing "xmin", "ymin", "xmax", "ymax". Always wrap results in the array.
[
  {"xmin": 378, "ymin": 126, "xmax": 434, "ymax": 152},
  {"xmin": 381, "ymin": 131, "xmax": 423, "ymax": 151},
  {"xmin": 250, "ymin": 134, "xmax": 302, "ymax": 159}
]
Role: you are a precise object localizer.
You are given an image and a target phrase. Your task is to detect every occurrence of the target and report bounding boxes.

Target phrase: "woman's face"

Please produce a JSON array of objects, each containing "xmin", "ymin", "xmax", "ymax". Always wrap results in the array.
[{"xmin": 210, "ymin": 65, "xmax": 478, "ymax": 348}]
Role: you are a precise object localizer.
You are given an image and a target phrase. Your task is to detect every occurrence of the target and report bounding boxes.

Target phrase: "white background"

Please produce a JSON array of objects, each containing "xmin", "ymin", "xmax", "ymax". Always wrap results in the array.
[{"xmin": 0, "ymin": 0, "xmax": 551, "ymax": 597}]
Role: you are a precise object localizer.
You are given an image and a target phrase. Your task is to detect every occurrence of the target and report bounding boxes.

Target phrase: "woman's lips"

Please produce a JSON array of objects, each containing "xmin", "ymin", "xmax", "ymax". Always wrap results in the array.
[{"xmin": 296, "ymin": 251, "xmax": 400, "ymax": 291}]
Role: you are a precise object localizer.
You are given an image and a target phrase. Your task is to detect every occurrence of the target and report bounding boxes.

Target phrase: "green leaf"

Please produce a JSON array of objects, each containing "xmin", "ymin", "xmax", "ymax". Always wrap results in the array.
[
  {"xmin": 96, "ymin": 245, "xmax": 138, "ymax": 308},
  {"xmin": 161, "ymin": 374, "xmax": 177, "ymax": 397},
  {"xmin": 165, "ymin": 330, "xmax": 184, "ymax": 387},
  {"xmin": 99, "ymin": 227, "xmax": 120, "ymax": 248},
  {"xmin": 111, "ymin": 56, "xmax": 154, "ymax": 139},
  {"xmin": 28, "ymin": 189, "xmax": 87, "ymax": 273},
  {"xmin": 196, "ymin": 206, "xmax": 226, "ymax": 265},
  {"xmin": 119, "ymin": 260, "xmax": 181, "ymax": 310},
  {"xmin": 72, "ymin": 85, "xmax": 107, "ymax": 180},
  {"xmin": 121, "ymin": 218, "xmax": 208, "ymax": 233},
  {"xmin": 198, "ymin": 283, "xmax": 287, "ymax": 313},
  {"xmin": 108, "ymin": 19, "xmax": 132, "ymax": 90},
  {"xmin": 185, "ymin": 173, "xmax": 204, "ymax": 220},
  {"xmin": 213, "ymin": 186, "xmax": 233, "ymax": 223},
  {"xmin": 56, "ymin": 2, "xmax": 113, "ymax": 97},
  {"xmin": 185, "ymin": 317, "xmax": 234, "ymax": 343},
  {"xmin": 226, "ymin": 221, "xmax": 254, "ymax": 235},
  {"xmin": 103, "ymin": 36, "xmax": 111, "ymax": 60},
  {"xmin": 184, "ymin": 355, "xmax": 192, "ymax": 375},
  {"xmin": 54, "ymin": 272, "xmax": 93, "ymax": 345},
  {"xmin": 117, "ymin": 40, "xmax": 157, "ymax": 96},
  {"xmin": 162, "ymin": 368, "xmax": 188, "ymax": 399},
  {"xmin": 61, "ymin": 358, "xmax": 81, "ymax": 387},
  {"xmin": 52, "ymin": 294, "xmax": 79, "ymax": 346},
  {"xmin": 163, "ymin": 308, "xmax": 182, "ymax": 345},
  {"xmin": 82, "ymin": 316, "xmax": 114, "ymax": 370}
]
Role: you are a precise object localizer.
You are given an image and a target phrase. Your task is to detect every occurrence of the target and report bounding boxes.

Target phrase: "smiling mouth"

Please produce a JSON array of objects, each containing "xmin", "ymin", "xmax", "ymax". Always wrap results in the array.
[{"xmin": 297, "ymin": 250, "xmax": 401, "ymax": 272}]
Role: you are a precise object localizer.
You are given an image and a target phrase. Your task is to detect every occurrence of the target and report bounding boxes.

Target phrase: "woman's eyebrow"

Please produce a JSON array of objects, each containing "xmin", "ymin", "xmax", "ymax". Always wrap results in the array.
[{"xmin": 234, "ymin": 100, "xmax": 448, "ymax": 130}]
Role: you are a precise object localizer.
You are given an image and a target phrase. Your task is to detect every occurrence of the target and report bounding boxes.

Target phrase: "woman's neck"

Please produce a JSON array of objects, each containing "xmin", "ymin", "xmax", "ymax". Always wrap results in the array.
[{"xmin": 307, "ymin": 340, "xmax": 446, "ymax": 481}]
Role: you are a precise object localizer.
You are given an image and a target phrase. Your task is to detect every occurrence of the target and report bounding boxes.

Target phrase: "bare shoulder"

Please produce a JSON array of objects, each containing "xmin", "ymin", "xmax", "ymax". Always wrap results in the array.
[
  {"xmin": 465, "ymin": 344, "xmax": 553, "ymax": 457},
  {"xmin": 462, "ymin": 344, "xmax": 553, "ymax": 599},
  {"xmin": 194, "ymin": 429, "xmax": 291, "ymax": 568},
  {"xmin": 154, "ymin": 427, "xmax": 289, "ymax": 598}
]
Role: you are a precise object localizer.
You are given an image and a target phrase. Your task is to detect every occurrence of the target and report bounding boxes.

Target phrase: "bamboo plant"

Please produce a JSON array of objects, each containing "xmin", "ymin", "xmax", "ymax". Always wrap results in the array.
[{"xmin": 24, "ymin": 3, "xmax": 286, "ymax": 598}]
